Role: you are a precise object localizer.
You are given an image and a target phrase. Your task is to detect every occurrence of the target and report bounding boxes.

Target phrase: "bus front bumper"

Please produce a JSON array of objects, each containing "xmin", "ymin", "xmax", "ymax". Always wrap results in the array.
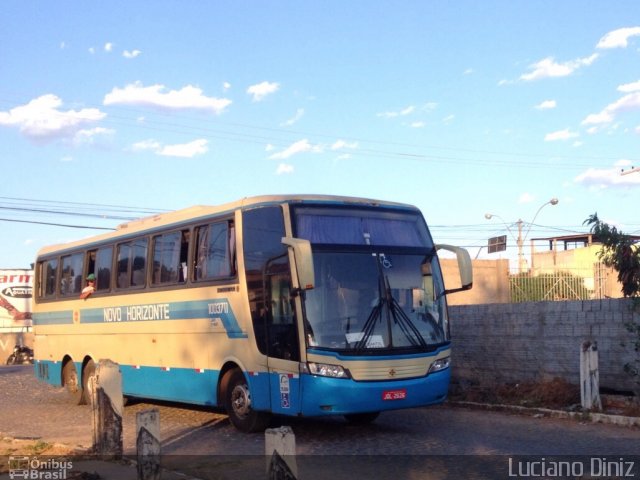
[{"xmin": 299, "ymin": 367, "xmax": 450, "ymax": 416}]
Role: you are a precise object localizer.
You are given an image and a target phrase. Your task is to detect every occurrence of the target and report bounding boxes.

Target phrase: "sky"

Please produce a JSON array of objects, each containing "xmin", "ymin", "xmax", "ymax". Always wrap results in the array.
[{"xmin": 1, "ymin": 1, "xmax": 639, "ymax": 270}]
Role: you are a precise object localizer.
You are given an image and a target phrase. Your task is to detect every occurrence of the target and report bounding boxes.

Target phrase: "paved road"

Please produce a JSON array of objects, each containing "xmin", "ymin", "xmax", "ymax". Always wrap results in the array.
[{"xmin": 1, "ymin": 365, "xmax": 639, "ymax": 479}]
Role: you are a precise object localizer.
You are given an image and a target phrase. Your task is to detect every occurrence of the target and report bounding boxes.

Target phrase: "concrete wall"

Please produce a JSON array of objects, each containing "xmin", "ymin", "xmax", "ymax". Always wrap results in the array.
[
  {"xmin": 441, "ymin": 258, "xmax": 510, "ymax": 306},
  {"xmin": 449, "ymin": 298, "xmax": 639, "ymax": 394}
]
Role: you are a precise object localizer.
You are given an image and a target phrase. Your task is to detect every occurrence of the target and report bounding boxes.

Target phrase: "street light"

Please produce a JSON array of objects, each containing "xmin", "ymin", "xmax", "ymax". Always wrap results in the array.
[{"xmin": 485, "ymin": 197, "xmax": 559, "ymax": 273}]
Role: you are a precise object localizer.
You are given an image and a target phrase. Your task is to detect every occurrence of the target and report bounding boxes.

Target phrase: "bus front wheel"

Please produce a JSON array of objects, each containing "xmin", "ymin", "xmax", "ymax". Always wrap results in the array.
[
  {"xmin": 62, "ymin": 361, "xmax": 83, "ymax": 405},
  {"xmin": 223, "ymin": 369, "xmax": 271, "ymax": 433}
]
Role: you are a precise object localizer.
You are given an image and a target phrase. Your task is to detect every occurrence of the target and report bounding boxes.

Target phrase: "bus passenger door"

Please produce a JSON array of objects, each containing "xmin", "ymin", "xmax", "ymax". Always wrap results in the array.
[{"xmin": 265, "ymin": 269, "xmax": 302, "ymax": 415}]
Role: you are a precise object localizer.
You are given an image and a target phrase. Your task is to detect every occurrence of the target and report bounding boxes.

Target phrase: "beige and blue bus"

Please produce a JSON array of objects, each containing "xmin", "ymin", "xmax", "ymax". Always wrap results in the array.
[{"xmin": 33, "ymin": 195, "xmax": 472, "ymax": 432}]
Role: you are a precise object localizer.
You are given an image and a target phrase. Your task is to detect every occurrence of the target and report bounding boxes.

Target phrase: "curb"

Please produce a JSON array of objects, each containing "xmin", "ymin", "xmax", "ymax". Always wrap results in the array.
[{"xmin": 448, "ymin": 401, "xmax": 640, "ymax": 428}]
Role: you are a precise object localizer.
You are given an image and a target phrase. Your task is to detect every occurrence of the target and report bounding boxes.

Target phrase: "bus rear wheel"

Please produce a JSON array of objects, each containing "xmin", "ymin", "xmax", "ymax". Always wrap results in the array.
[
  {"xmin": 62, "ymin": 361, "xmax": 83, "ymax": 405},
  {"xmin": 344, "ymin": 412, "xmax": 380, "ymax": 425},
  {"xmin": 82, "ymin": 360, "xmax": 97, "ymax": 407},
  {"xmin": 223, "ymin": 369, "xmax": 271, "ymax": 433}
]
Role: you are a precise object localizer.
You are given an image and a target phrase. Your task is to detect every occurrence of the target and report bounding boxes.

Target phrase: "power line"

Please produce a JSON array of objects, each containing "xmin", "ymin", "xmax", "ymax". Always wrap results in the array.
[
  {"xmin": 1, "ymin": 97, "xmax": 637, "ymax": 171},
  {"xmin": 0, "ymin": 217, "xmax": 115, "ymax": 230}
]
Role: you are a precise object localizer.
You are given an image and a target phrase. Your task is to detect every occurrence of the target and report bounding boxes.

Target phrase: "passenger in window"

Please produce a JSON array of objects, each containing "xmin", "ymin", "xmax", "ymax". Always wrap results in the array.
[{"xmin": 80, "ymin": 274, "xmax": 96, "ymax": 299}]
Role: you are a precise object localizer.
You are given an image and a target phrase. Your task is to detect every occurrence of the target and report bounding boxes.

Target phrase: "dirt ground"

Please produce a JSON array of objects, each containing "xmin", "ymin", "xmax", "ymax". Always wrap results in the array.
[
  {"xmin": 0, "ymin": 437, "xmax": 85, "ymax": 475},
  {"xmin": 450, "ymin": 377, "xmax": 640, "ymax": 416}
]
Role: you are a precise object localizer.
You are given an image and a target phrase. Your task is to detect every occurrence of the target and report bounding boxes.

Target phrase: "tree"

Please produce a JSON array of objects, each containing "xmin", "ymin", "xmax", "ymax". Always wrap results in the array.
[
  {"xmin": 585, "ymin": 213, "xmax": 640, "ymax": 394},
  {"xmin": 584, "ymin": 213, "xmax": 640, "ymax": 297}
]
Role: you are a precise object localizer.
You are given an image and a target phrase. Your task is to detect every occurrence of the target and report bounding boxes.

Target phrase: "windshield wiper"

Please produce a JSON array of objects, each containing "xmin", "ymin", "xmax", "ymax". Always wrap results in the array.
[{"xmin": 355, "ymin": 256, "xmax": 428, "ymax": 351}]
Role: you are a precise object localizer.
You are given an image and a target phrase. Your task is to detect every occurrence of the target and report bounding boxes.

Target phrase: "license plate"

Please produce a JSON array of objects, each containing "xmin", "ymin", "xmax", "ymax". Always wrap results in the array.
[{"xmin": 382, "ymin": 389, "xmax": 407, "ymax": 401}]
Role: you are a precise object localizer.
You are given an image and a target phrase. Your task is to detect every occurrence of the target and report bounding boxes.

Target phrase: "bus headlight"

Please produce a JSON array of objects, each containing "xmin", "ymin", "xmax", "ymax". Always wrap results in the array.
[
  {"xmin": 427, "ymin": 356, "xmax": 450, "ymax": 374},
  {"xmin": 303, "ymin": 362, "xmax": 350, "ymax": 379}
]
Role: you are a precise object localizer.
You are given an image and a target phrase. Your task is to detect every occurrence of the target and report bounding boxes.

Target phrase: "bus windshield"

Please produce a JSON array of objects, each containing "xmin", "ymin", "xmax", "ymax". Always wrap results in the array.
[{"xmin": 294, "ymin": 207, "xmax": 449, "ymax": 354}]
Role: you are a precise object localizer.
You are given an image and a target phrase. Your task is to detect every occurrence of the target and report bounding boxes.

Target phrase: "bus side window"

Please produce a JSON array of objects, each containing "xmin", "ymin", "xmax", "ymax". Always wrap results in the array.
[
  {"xmin": 194, "ymin": 221, "xmax": 233, "ymax": 281},
  {"xmin": 243, "ymin": 206, "xmax": 300, "ymax": 362},
  {"xmin": 38, "ymin": 259, "xmax": 58, "ymax": 298},
  {"xmin": 152, "ymin": 230, "xmax": 188, "ymax": 285},
  {"xmin": 60, "ymin": 253, "xmax": 83, "ymax": 297},
  {"xmin": 95, "ymin": 246, "xmax": 113, "ymax": 292}
]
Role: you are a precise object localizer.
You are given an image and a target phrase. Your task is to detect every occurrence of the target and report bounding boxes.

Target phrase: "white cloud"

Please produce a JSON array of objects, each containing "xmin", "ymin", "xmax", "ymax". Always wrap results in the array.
[
  {"xmin": 615, "ymin": 159, "xmax": 633, "ymax": 168},
  {"xmin": 73, "ymin": 127, "xmax": 115, "ymax": 146},
  {"xmin": 123, "ymin": 49, "xmax": 142, "ymax": 59},
  {"xmin": 158, "ymin": 139, "xmax": 208, "ymax": 158},
  {"xmin": 104, "ymin": 82, "xmax": 231, "ymax": 114},
  {"xmin": 463, "ymin": 68, "xmax": 474, "ymax": 75},
  {"xmin": 331, "ymin": 139, "xmax": 358, "ymax": 150},
  {"xmin": 268, "ymin": 139, "xmax": 323, "ymax": 160},
  {"xmin": 575, "ymin": 164, "xmax": 640, "ymax": 188},
  {"xmin": 442, "ymin": 114, "xmax": 455, "ymax": 125},
  {"xmin": 618, "ymin": 80, "xmax": 640, "ymax": 93},
  {"xmin": 535, "ymin": 100, "xmax": 557, "ymax": 110},
  {"xmin": 544, "ymin": 129, "xmax": 579, "ymax": 142},
  {"xmin": 409, "ymin": 121, "xmax": 426, "ymax": 128},
  {"xmin": 131, "ymin": 138, "xmax": 208, "ymax": 158},
  {"xmin": 132, "ymin": 139, "xmax": 162, "ymax": 152},
  {"xmin": 89, "ymin": 47, "xmax": 96, "ymax": 54},
  {"xmin": 104, "ymin": 42, "xmax": 114, "ymax": 52},
  {"xmin": 60, "ymin": 41, "xmax": 67, "ymax": 50},
  {"xmin": 281, "ymin": 108, "xmax": 304, "ymax": 127},
  {"xmin": 377, "ymin": 105, "xmax": 415, "ymax": 118},
  {"xmin": 581, "ymin": 91, "xmax": 640, "ymax": 126},
  {"xmin": 223, "ymin": 82, "xmax": 231, "ymax": 91},
  {"xmin": 276, "ymin": 163, "xmax": 294, "ymax": 175},
  {"xmin": 0, "ymin": 94, "xmax": 106, "ymax": 143},
  {"xmin": 596, "ymin": 27, "xmax": 640, "ymax": 49},
  {"xmin": 247, "ymin": 81, "xmax": 279, "ymax": 102},
  {"xmin": 582, "ymin": 111, "xmax": 614, "ymax": 126},
  {"xmin": 518, "ymin": 192, "xmax": 535, "ymax": 204},
  {"xmin": 520, "ymin": 54, "xmax": 598, "ymax": 81}
]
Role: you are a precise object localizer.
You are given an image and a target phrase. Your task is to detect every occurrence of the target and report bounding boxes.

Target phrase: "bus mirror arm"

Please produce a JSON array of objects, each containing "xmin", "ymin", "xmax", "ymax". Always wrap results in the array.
[
  {"xmin": 435, "ymin": 244, "xmax": 473, "ymax": 295},
  {"xmin": 281, "ymin": 237, "xmax": 315, "ymax": 291}
]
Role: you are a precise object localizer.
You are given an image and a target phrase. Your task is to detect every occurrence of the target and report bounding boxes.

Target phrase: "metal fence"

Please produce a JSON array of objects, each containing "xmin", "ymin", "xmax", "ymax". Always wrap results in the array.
[{"xmin": 509, "ymin": 263, "xmax": 610, "ymax": 302}]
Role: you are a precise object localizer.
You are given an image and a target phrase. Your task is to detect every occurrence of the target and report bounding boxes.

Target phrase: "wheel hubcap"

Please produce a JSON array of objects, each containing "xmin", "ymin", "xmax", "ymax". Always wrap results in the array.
[
  {"xmin": 231, "ymin": 384, "xmax": 251, "ymax": 418},
  {"xmin": 66, "ymin": 370, "xmax": 79, "ymax": 393}
]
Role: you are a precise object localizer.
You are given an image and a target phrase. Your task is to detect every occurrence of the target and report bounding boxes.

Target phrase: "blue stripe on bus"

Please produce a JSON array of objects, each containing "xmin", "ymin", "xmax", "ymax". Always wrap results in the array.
[
  {"xmin": 35, "ymin": 359, "xmax": 272, "ymax": 411},
  {"xmin": 32, "ymin": 311, "xmax": 74, "ymax": 325},
  {"xmin": 34, "ymin": 298, "xmax": 247, "ymax": 339}
]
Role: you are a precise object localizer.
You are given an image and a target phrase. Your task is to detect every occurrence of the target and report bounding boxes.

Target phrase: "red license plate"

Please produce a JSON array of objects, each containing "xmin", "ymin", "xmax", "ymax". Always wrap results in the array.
[{"xmin": 382, "ymin": 389, "xmax": 407, "ymax": 401}]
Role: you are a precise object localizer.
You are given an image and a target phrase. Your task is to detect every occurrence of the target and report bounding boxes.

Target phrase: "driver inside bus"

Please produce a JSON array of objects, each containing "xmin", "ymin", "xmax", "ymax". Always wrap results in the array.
[{"xmin": 80, "ymin": 274, "xmax": 96, "ymax": 299}]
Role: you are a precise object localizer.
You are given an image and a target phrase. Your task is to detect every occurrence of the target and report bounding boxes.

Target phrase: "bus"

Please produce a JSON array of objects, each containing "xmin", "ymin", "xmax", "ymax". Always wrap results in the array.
[{"xmin": 33, "ymin": 195, "xmax": 472, "ymax": 432}]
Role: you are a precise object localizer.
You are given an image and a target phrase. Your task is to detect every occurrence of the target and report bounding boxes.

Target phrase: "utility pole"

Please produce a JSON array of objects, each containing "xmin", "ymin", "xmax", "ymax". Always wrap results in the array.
[
  {"xmin": 621, "ymin": 166, "xmax": 640, "ymax": 176},
  {"xmin": 516, "ymin": 219, "xmax": 524, "ymax": 274}
]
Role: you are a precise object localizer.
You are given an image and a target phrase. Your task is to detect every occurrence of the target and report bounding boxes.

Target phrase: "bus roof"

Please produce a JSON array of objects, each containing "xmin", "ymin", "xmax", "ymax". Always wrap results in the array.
[{"xmin": 35, "ymin": 194, "xmax": 417, "ymax": 259}]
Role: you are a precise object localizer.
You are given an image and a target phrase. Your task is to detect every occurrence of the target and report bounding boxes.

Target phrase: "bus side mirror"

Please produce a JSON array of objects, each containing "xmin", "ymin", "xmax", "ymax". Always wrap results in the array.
[
  {"xmin": 282, "ymin": 237, "xmax": 315, "ymax": 290},
  {"xmin": 436, "ymin": 244, "xmax": 473, "ymax": 294}
]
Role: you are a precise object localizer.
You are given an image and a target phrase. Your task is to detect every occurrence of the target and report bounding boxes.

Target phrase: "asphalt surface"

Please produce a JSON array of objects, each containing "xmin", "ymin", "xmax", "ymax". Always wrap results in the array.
[{"xmin": 1, "ymin": 365, "xmax": 639, "ymax": 479}]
